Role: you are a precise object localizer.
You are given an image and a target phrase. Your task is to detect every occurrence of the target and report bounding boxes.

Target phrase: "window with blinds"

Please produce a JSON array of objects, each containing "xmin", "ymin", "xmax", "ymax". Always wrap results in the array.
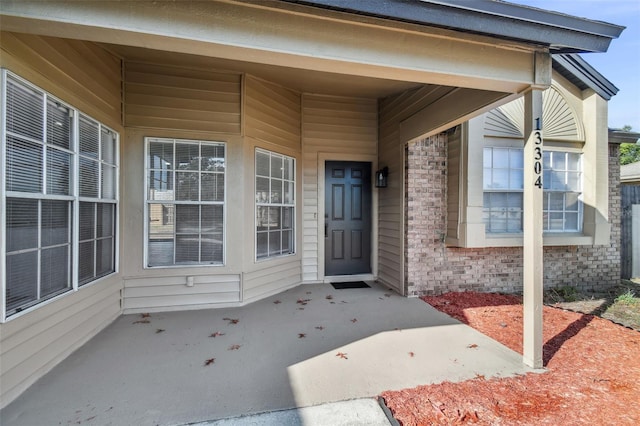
[
  {"xmin": 1, "ymin": 71, "xmax": 119, "ymax": 320},
  {"xmin": 255, "ymin": 149, "xmax": 295, "ymax": 260},
  {"xmin": 145, "ymin": 138, "xmax": 225, "ymax": 267},
  {"xmin": 482, "ymin": 147, "xmax": 582, "ymax": 234}
]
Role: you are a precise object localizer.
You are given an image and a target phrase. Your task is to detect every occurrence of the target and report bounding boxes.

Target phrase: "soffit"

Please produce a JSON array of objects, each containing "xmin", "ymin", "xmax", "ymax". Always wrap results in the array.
[{"xmin": 102, "ymin": 44, "xmax": 423, "ymax": 99}]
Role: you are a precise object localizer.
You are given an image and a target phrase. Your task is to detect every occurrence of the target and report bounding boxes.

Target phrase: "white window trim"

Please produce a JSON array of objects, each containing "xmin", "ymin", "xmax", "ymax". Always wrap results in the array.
[
  {"xmin": 1, "ymin": 70, "xmax": 120, "ymax": 322},
  {"xmin": 143, "ymin": 137, "xmax": 227, "ymax": 269},
  {"xmin": 482, "ymin": 146, "xmax": 584, "ymax": 235},
  {"xmin": 254, "ymin": 148, "xmax": 296, "ymax": 262}
]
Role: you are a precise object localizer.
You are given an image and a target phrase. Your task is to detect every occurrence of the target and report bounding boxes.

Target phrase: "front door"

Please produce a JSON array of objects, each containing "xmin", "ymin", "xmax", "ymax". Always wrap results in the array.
[{"xmin": 325, "ymin": 161, "xmax": 372, "ymax": 276}]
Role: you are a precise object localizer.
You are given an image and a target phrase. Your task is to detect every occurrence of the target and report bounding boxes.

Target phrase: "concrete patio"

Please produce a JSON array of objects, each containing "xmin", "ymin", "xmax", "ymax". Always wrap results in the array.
[{"xmin": 1, "ymin": 282, "xmax": 533, "ymax": 425}]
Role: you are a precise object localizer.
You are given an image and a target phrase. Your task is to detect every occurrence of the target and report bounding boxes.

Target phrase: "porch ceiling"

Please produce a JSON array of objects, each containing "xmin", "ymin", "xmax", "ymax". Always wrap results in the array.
[{"xmin": 102, "ymin": 43, "xmax": 423, "ymax": 99}]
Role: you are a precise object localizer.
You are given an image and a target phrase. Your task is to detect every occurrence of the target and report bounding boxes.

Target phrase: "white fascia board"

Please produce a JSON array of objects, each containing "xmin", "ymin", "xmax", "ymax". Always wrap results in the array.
[{"xmin": 0, "ymin": 0, "xmax": 545, "ymax": 93}]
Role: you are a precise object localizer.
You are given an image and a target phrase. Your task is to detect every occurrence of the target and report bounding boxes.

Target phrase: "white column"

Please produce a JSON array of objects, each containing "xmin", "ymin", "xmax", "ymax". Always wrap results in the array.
[{"xmin": 523, "ymin": 89, "xmax": 544, "ymax": 369}]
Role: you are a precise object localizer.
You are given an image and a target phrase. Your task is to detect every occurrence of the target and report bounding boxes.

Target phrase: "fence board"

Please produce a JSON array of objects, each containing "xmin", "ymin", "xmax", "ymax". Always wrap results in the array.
[{"xmin": 621, "ymin": 185, "xmax": 640, "ymax": 279}]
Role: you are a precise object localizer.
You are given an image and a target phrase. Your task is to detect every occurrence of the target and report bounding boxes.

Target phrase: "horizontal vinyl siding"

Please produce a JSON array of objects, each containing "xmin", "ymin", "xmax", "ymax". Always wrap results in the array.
[
  {"xmin": 0, "ymin": 31, "xmax": 121, "ymax": 129},
  {"xmin": 378, "ymin": 85, "xmax": 452, "ymax": 293},
  {"xmin": 302, "ymin": 94, "xmax": 378, "ymax": 281},
  {"xmin": 123, "ymin": 275, "xmax": 241, "ymax": 313},
  {"xmin": 243, "ymin": 259, "xmax": 301, "ymax": 303},
  {"xmin": 0, "ymin": 277, "xmax": 122, "ymax": 408},
  {"xmin": 124, "ymin": 62, "xmax": 241, "ymax": 134},
  {"xmin": 447, "ymin": 127, "xmax": 462, "ymax": 241},
  {"xmin": 0, "ymin": 32, "xmax": 123, "ymax": 409},
  {"xmin": 245, "ymin": 76, "xmax": 301, "ymax": 150}
]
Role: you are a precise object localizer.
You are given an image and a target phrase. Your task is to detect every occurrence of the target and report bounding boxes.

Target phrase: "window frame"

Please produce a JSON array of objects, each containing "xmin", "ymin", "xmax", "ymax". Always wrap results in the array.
[
  {"xmin": 482, "ymin": 145, "xmax": 583, "ymax": 236},
  {"xmin": 254, "ymin": 148, "xmax": 296, "ymax": 262},
  {"xmin": 143, "ymin": 137, "xmax": 227, "ymax": 269},
  {"xmin": 1, "ymin": 70, "xmax": 120, "ymax": 322}
]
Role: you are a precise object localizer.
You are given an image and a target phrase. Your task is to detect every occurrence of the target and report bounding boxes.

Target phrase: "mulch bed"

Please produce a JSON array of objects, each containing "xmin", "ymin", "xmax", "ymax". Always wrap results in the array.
[{"xmin": 381, "ymin": 292, "xmax": 640, "ymax": 425}]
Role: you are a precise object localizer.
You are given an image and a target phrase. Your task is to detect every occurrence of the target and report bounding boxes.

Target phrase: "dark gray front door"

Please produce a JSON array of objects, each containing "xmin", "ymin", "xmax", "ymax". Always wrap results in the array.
[{"xmin": 325, "ymin": 161, "xmax": 372, "ymax": 276}]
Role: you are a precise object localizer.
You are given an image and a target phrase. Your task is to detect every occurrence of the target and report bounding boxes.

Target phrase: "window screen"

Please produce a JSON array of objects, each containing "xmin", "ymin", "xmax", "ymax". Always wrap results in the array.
[
  {"xmin": 256, "ymin": 149, "xmax": 295, "ymax": 260},
  {"xmin": 146, "ymin": 138, "xmax": 225, "ymax": 267},
  {"xmin": 2, "ymin": 71, "xmax": 118, "ymax": 319}
]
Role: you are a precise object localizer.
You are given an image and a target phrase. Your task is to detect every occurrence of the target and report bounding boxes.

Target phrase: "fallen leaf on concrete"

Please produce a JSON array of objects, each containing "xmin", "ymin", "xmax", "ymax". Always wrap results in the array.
[
  {"xmin": 336, "ymin": 352, "xmax": 348, "ymax": 359},
  {"xmin": 315, "ymin": 326, "xmax": 325, "ymax": 330},
  {"xmin": 467, "ymin": 343, "xmax": 478, "ymax": 349},
  {"xmin": 228, "ymin": 344, "xmax": 241, "ymax": 350},
  {"xmin": 223, "ymin": 318, "xmax": 239, "ymax": 325},
  {"xmin": 273, "ymin": 300, "xmax": 281, "ymax": 304},
  {"xmin": 351, "ymin": 318, "xmax": 358, "ymax": 323},
  {"xmin": 298, "ymin": 333, "xmax": 306, "ymax": 338},
  {"xmin": 209, "ymin": 331, "xmax": 226, "ymax": 338},
  {"xmin": 155, "ymin": 329, "xmax": 165, "ymax": 334},
  {"xmin": 204, "ymin": 358, "xmax": 215, "ymax": 366}
]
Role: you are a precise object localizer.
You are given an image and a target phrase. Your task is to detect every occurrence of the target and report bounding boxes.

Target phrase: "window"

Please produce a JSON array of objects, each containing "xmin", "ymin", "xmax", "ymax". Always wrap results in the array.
[
  {"xmin": 483, "ymin": 147, "xmax": 524, "ymax": 233},
  {"xmin": 1, "ymin": 71, "xmax": 118, "ymax": 319},
  {"xmin": 255, "ymin": 149, "xmax": 295, "ymax": 260},
  {"xmin": 145, "ymin": 138, "xmax": 225, "ymax": 267},
  {"xmin": 482, "ymin": 147, "xmax": 582, "ymax": 234},
  {"xmin": 543, "ymin": 151, "xmax": 582, "ymax": 232}
]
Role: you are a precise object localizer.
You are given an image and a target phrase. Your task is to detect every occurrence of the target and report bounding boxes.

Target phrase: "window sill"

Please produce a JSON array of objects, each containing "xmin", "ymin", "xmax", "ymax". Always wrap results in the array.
[{"xmin": 481, "ymin": 233, "xmax": 594, "ymax": 247}]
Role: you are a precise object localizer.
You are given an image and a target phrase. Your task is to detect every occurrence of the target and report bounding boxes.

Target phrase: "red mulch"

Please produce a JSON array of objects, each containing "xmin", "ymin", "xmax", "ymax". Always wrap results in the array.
[{"xmin": 381, "ymin": 292, "xmax": 640, "ymax": 425}]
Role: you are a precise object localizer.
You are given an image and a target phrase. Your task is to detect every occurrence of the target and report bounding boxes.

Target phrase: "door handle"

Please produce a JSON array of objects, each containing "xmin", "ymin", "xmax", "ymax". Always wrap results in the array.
[{"xmin": 325, "ymin": 223, "xmax": 328, "ymax": 238}]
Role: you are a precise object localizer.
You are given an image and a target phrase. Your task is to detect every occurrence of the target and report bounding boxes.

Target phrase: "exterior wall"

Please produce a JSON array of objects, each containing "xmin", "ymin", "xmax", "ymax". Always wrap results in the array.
[
  {"xmin": 451, "ymin": 72, "xmax": 610, "ymax": 248},
  {"xmin": 0, "ymin": 276, "xmax": 121, "ymax": 408},
  {"xmin": 124, "ymin": 61, "xmax": 242, "ymax": 133},
  {"xmin": 405, "ymin": 134, "xmax": 621, "ymax": 296},
  {"xmin": 242, "ymin": 77, "xmax": 303, "ymax": 303},
  {"xmin": 301, "ymin": 94, "xmax": 378, "ymax": 282},
  {"xmin": 0, "ymin": 33, "xmax": 123, "ymax": 408},
  {"xmin": 120, "ymin": 59, "xmax": 245, "ymax": 313},
  {"xmin": 0, "ymin": 31, "xmax": 121, "ymax": 129},
  {"xmin": 378, "ymin": 85, "xmax": 455, "ymax": 293}
]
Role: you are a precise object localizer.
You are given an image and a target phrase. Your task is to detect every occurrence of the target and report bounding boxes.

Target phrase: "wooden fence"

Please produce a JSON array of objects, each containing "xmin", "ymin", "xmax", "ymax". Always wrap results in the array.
[{"xmin": 621, "ymin": 185, "xmax": 640, "ymax": 279}]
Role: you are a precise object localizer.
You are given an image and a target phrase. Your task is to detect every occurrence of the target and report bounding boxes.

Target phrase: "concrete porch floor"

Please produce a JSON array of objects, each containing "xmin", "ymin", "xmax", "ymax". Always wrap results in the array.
[{"xmin": 1, "ymin": 282, "xmax": 534, "ymax": 425}]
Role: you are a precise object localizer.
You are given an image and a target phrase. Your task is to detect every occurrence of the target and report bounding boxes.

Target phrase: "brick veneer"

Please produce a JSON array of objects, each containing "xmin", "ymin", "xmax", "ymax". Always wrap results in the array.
[{"xmin": 404, "ymin": 134, "xmax": 621, "ymax": 296}]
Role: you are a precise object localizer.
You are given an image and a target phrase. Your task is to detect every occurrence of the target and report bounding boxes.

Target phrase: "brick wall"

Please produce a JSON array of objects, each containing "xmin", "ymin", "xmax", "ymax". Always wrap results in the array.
[{"xmin": 405, "ymin": 134, "xmax": 621, "ymax": 296}]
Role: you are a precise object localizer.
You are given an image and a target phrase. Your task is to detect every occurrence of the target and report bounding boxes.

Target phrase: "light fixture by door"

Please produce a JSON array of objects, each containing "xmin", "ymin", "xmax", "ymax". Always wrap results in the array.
[{"xmin": 375, "ymin": 167, "xmax": 388, "ymax": 188}]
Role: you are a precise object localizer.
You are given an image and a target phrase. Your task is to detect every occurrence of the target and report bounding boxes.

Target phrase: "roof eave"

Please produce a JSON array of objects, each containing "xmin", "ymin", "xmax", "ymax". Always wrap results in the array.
[
  {"xmin": 279, "ymin": 0, "xmax": 624, "ymax": 54},
  {"xmin": 554, "ymin": 54, "xmax": 619, "ymax": 100},
  {"xmin": 609, "ymin": 129, "xmax": 640, "ymax": 145}
]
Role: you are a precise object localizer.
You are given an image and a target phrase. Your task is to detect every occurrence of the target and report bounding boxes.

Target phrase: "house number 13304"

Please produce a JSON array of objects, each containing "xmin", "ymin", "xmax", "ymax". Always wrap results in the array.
[{"xmin": 533, "ymin": 118, "xmax": 543, "ymax": 189}]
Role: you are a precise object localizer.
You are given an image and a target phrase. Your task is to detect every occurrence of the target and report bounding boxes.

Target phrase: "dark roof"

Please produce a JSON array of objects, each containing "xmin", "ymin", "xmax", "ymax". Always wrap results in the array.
[
  {"xmin": 280, "ymin": 0, "xmax": 624, "ymax": 54},
  {"xmin": 553, "ymin": 54, "xmax": 619, "ymax": 100},
  {"xmin": 609, "ymin": 128, "xmax": 640, "ymax": 145}
]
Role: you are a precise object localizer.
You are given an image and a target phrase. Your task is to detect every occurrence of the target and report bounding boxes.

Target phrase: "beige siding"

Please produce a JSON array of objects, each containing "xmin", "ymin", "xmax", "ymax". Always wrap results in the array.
[
  {"xmin": 123, "ymin": 275, "xmax": 241, "ymax": 313},
  {"xmin": 0, "ymin": 31, "xmax": 122, "ymax": 129},
  {"xmin": 0, "ymin": 278, "xmax": 121, "ymax": 408},
  {"xmin": 447, "ymin": 126, "xmax": 463, "ymax": 241},
  {"xmin": 378, "ymin": 85, "xmax": 453, "ymax": 293},
  {"xmin": 242, "ymin": 259, "xmax": 301, "ymax": 303},
  {"xmin": 245, "ymin": 76, "xmax": 301, "ymax": 150},
  {"xmin": 124, "ymin": 62, "xmax": 241, "ymax": 134},
  {"xmin": 301, "ymin": 94, "xmax": 378, "ymax": 281},
  {"xmin": 0, "ymin": 33, "xmax": 123, "ymax": 409}
]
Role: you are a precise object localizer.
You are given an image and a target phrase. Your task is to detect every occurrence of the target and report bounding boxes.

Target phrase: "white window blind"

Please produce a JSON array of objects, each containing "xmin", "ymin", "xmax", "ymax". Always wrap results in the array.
[
  {"xmin": 2, "ymin": 71, "xmax": 119, "ymax": 320},
  {"xmin": 482, "ymin": 147, "xmax": 582, "ymax": 234},
  {"xmin": 255, "ymin": 149, "xmax": 295, "ymax": 260},
  {"xmin": 145, "ymin": 138, "xmax": 225, "ymax": 267}
]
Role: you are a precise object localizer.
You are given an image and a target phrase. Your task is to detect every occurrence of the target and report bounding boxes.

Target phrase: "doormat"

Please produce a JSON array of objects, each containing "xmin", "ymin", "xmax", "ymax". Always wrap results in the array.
[{"xmin": 331, "ymin": 281, "xmax": 370, "ymax": 289}]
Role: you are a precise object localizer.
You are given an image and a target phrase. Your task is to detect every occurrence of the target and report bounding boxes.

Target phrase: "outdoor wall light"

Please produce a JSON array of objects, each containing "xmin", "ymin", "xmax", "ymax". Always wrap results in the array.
[{"xmin": 375, "ymin": 166, "xmax": 388, "ymax": 188}]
